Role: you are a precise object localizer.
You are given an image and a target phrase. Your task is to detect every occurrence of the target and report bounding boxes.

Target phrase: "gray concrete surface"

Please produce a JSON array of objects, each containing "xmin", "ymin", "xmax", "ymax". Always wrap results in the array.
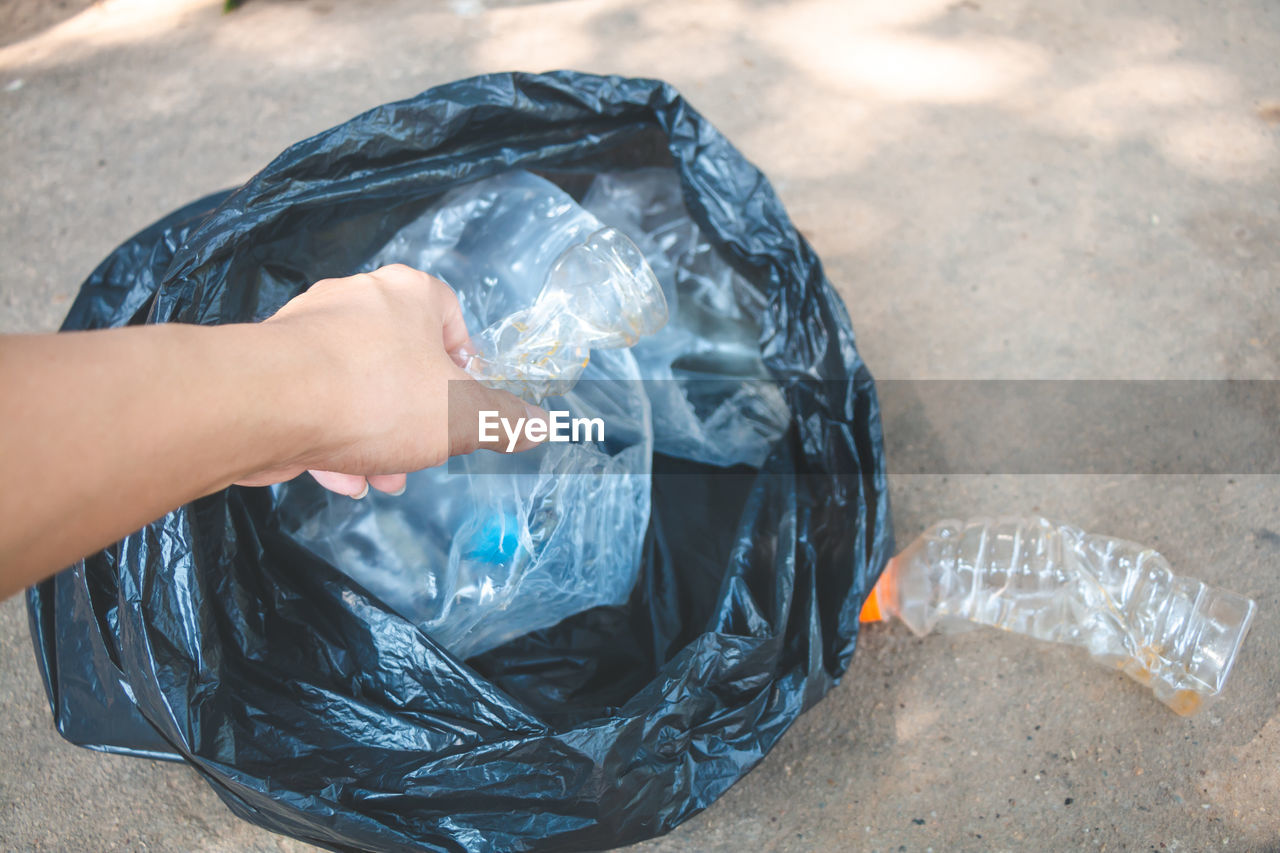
[{"xmin": 1, "ymin": 0, "xmax": 1278, "ymax": 849}]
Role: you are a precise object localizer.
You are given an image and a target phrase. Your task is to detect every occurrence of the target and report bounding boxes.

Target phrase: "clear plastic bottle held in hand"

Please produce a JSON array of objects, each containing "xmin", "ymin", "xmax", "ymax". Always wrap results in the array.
[
  {"xmin": 371, "ymin": 168, "xmax": 668, "ymax": 402},
  {"xmin": 464, "ymin": 226, "xmax": 668, "ymax": 401},
  {"xmin": 861, "ymin": 517, "xmax": 1257, "ymax": 715}
]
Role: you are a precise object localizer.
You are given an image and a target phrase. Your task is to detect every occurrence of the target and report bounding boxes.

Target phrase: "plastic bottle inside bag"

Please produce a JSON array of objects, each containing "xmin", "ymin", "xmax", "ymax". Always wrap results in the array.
[
  {"xmin": 862, "ymin": 517, "xmax": 1257, "ymax": 715},
  {"xmin": 582, "ymin": 168, "xmax": 793, "ymax": 468},
  {"xmin": 276, "ymin": 171, "xmax": 661, "ymax": 658}
]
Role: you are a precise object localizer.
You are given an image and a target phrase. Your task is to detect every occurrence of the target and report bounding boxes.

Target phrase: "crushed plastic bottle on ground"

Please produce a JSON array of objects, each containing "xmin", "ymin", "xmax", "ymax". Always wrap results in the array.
[{"xmin": 863, "ymin": 516, "xmax": 1257, "ymax": 715}]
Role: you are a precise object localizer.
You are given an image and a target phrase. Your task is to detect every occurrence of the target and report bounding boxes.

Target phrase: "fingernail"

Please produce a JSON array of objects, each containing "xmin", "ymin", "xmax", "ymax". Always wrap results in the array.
[
  {"xmin": 449, "ymin": 340, "xmax": 478, "ymax": 368},
  {"xmin": 351, "ymin": 482, "xmax": 369, "ymax": 500},
  {"xmin": 524, "ymin": 401, "xmax": 548, "ymax": 425},
  {"xmin": 523, "ymin": 402, "xmax": 549, "ymax": 443},
  {"xmin": 388, "ymin": 483, "xmax": 407, "ymax": 497}
]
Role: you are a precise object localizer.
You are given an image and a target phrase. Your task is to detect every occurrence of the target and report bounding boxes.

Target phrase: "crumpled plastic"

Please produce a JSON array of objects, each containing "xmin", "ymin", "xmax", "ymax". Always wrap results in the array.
[
  {"xmin": 582, "ymin": 167, "xmax": 794, "ymax": 468},
  {"xmin": 368, "ymin": 170, "xmax": 669, "ymax": 401},
  {"xmin": 275, "ymin": 170, "xmax": 661, "ymax": 660},
  {"xmin": 28, "ymin": 71, "xmax": 893, "ymax": 853}
]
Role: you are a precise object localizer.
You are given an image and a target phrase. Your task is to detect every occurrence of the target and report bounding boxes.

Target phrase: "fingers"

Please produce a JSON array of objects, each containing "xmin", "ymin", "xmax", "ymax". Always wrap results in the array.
[
  {"xmin": 433, "ymin": 281, "xmax": 477, "ymax": 366},
  {"xmin": 309, "ymin": 470, "xmax": 369, "ymax": 499},
  {"xmin": 366, "ymin": 473, "xmax": 407, "ymax": 496},
  {"xmin": 309, "ymin": 470, "xmax": 408, "ymax": 499},
  {"xmin": 447, "ymin": 375, "xmax": 549, "ymax": 457},
  {"xmin": 276, "ymin": 266, "xmax": 535, "ymax": 494},
  {"xmin": 367, "ymin": 264, "xmax": 476, "ymax": 365}
]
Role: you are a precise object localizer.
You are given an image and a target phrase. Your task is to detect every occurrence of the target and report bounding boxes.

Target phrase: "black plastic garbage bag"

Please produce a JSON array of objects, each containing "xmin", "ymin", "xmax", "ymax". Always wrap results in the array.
[{"xmin": 28, "ymin": 71, "xmax": 892, "ymax": 852}]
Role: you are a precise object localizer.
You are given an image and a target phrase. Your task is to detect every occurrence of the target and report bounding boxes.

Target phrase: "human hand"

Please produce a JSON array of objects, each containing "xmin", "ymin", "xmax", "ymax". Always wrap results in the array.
[{"xmin": 236, "ymin": 264, "xmax": 543, "ymax": 497}]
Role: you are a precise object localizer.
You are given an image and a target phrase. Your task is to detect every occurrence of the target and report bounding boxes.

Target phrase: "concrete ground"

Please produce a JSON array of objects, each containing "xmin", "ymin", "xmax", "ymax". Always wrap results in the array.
[{"xmin": 1, "ymin": 0, "xmax": 1278, "ymax": 849}]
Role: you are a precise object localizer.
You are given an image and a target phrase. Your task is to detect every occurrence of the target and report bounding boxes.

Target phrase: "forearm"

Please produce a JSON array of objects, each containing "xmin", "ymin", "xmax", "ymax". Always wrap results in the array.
[
  {"xmin": 0, "ymin": 323, "xmax": 316, "ymax": 597},
  {"xmin": 0, "ymin": 265, "xmax": 537, "ymax": 599}
]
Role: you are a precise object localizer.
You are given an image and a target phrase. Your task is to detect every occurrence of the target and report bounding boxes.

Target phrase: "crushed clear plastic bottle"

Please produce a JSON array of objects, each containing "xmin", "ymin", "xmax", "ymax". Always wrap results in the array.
[
  {"xmin": 869, "ymin": 517, "xmax": 1257, "ymax": 716},
  {"xmin": 463, "ymin": 225, "xmax": 668, "ymax": 401}
]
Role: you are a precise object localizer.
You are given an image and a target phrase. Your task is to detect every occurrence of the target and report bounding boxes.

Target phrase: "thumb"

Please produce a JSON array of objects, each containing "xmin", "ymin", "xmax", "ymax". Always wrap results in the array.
[{"xmin": 448, "ymin": 376, "xmax": 549, "ymax": 457}]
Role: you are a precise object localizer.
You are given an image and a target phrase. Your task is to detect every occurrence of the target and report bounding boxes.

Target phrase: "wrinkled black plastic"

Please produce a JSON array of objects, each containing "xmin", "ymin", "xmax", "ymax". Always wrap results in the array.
[{"xmin": 29, "ymin": 71, "xmax": 892, "ymax": 852}]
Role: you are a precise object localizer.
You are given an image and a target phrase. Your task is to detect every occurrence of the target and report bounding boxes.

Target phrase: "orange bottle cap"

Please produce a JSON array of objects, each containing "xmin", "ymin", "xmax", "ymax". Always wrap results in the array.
[
  {"xmin": 859, "ymin": 558, "xmax": 895, "ymax": 623},
  {"xmin": 859, "ymin": 587, "xmax": 882, "ymax": 622}
]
